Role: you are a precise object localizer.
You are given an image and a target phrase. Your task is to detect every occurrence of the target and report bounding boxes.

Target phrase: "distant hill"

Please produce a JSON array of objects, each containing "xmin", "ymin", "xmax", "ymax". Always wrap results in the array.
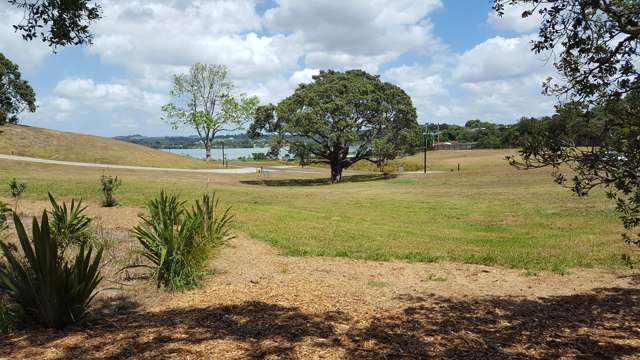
[
  {"xmin": 0, "ymin": 124, "xmax": 219, "ymax": 169},
  {"xmin": 114, "ymin": 133, "xmax": 268, "ymax": 149}
]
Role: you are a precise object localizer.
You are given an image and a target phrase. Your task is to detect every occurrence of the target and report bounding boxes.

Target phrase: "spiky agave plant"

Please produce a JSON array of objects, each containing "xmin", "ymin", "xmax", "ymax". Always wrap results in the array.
[
  {"xmin": 132, "ymin": 191, "xmax": 192, "ymax": 289},
  {"xmin": 132, "ymin": 191, "xmax": 233, "ymax": 290},
  {"xmin": 0, "ymin": 212, "xmax": 103, "ymax": 329},
  {"xmin": 48, "ymin": 193, "xmax": 92, "ymax": 252},
  {"xmin": 188, "ymin": 193, "xmax": 234, "ymax": 250}
]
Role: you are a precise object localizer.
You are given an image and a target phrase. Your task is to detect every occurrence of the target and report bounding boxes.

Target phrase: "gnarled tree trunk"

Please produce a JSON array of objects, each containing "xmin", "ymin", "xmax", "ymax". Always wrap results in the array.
[{"xmin": 330, "ymin": 160, "xmax": 343, "ymax": 183}]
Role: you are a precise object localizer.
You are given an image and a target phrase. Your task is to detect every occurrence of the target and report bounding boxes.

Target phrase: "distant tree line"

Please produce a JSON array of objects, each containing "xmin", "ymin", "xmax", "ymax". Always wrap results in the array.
[{"xmin": 423, "ymin": 104, "xmax": 608, "ymax": 150}]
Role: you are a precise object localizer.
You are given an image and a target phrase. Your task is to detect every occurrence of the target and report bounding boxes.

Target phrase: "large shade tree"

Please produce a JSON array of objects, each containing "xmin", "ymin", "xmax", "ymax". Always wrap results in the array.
[
  {"xmin": 248, "ymin": 70, "xmax": 420, "ymax": 183},
  {"xmin": 0, "ymin": 52, "xmax": 36, "ymax": 125},
  {"xmin": 161, "ymin": 64, "xmax": 259, "ymax": 160},
  {"xmin": 493, "ymin": 0, "xmax": 640, "ymax": 243}
]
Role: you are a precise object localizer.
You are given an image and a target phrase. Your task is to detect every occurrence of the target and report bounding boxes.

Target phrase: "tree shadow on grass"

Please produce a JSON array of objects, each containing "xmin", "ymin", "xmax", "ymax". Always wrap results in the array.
[
  {"xmin": 240, "ymin": 173, "xmax": 398, "ymax": 187},
  {"xmin": 2, "ymin": 287, "xmax": 639, "ymax": 359}
]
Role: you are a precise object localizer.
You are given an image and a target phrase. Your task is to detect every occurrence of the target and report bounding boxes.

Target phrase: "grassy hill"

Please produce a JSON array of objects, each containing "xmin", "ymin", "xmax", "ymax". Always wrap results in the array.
[{"xmin": 0, "ymin": 124, "xmax": 218, "ymax": 169}]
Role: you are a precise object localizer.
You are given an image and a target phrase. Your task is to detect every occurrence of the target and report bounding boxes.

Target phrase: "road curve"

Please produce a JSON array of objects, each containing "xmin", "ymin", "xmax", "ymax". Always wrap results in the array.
[{"xmin": 0, "ymin": 154, "xmax": 324, "ymax": 174}]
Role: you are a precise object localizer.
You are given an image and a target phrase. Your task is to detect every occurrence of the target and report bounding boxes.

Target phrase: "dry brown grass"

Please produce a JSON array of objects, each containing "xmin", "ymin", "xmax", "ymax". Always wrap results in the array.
[{"xmin": 0, "ymin": 124, "xmax": 219, "ymax": 169}]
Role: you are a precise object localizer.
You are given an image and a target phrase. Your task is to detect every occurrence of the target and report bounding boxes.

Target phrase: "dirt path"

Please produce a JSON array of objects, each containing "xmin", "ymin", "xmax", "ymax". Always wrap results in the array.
[{"xmin": 1, "ymin": 204, "xmax": 640, "ymax": 359}]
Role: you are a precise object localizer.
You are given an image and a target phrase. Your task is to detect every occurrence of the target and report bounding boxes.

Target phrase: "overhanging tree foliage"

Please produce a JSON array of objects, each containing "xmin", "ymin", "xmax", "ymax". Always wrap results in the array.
[
  {"xmin": 8, "ymin": 0, "xmax": 102, "ymax": 49},
  {"xmin": 493, "ymin": 0, "xmax": 639, "ymax": 101},
  {"xmin": 161, "ymin": 64, "xmax": 259, "ymax": 160},
  {"xmin": 493, "ymin": 0, "xmax": 640, "ymax": 243},
  {"xmin": 0, "ymin": 52, "xmax": 35, "ymax": 125},
  {"xmin": 248, "ymin": 70, "xmax": 420, "ymax": 183}
]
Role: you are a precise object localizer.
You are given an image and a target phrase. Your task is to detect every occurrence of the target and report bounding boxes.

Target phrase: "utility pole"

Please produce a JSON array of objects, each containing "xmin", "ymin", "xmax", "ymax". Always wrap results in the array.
[
  {"xmin": 221, "ymin": 140, "xmax": 226, "ymax": 168},
  {"xmin": 424, "ymin": 124, "xmax": 428, "ymax": 174}
]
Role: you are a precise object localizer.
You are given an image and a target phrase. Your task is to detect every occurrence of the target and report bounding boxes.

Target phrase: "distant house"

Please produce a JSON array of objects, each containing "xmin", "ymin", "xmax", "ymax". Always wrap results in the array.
[{"xmin": 433, "ymin": 142, "xmax": 477, "ymax": 150}]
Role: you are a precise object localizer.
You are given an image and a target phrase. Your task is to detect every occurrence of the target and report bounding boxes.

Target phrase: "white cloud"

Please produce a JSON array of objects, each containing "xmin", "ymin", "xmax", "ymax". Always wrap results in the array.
[
  {"xmin": 385, "ymin": 65, "xmax": 448, "ymax": 98},
  {"xmin": 487, "ymin": 3, "xmax": 542, "ymax": 34},
  {"xmin": 460, "ymin": 74, "xmax": 555, "ymax": 120},
  {"xmin": 453, "ymin": 35, "xmax": 549, "ymax": 83},
  {"xmin": 264, "ymin": 0, "xmax": 442, "ymax": 72},
  {"xmin": 53, "ymin": 78, "xmax": 165, "ymax": 113},
  {"xmin": 13, "ymin": 1, "xmax": 562, "ymax": 135},
  {"xmin": 27, "ymin": 77, "xmax": 168, "ymax": 135},
  {"xmin": 385, "ymin": 34, "xmax": 557, "ymax": 124},
  {"xmin": 289, "ymin": 69, "xmax": 320, "ymax": 86}
]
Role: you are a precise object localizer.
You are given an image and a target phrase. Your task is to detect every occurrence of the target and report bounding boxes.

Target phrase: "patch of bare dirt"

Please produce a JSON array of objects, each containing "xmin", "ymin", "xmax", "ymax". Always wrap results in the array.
[{"xmin": 1, "ymin": 202, "xmax": 639, "ymax": 359}]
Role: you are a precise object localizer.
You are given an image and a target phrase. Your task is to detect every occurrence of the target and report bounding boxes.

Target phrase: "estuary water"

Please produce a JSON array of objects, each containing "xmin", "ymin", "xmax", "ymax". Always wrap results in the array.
[{"xmin": 164, "ymin": 147, "xmax": 284, "ymax": 160}]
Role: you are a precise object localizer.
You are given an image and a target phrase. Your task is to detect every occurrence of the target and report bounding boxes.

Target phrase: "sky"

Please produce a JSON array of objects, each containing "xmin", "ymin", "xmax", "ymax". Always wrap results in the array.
[{"xmin": 1, "ymin": 0, "xmax": 558, "ymax": 137}]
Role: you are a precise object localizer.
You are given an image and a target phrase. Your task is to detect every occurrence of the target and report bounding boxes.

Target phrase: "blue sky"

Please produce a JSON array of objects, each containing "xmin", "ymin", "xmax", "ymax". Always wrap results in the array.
[{"xmin": 1, "ymin": 0, "xmax": 555, "ymax": 136}]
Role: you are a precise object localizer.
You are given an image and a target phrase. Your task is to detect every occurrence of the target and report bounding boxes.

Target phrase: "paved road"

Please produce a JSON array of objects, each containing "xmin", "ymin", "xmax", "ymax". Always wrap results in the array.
[{"xmin": 0, "ymin": 154, "xmax": 324, "ymax": 174}]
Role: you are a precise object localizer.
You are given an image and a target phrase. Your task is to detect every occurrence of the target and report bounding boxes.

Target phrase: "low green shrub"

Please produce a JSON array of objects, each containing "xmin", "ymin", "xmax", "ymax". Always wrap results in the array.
[
  {"xmin": 8, "ymin": 178, "xmax": 26, "ymax": 212},
  {"xmin": 0, "ymin": 211, "xmax": 103, "ymax": 329},
  {"xmin": 100, "ymin": 175, "xmax": 122, "ymax": 207},
  {"xmin": 132, "ymin": 191, "xmax": 233, "ymax": 291}
]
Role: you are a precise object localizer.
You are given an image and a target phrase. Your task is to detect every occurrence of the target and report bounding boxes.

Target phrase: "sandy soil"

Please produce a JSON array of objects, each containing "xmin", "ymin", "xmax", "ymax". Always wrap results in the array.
[{"xmin": 1, "ymin": 202, "xmax": 639, "ymax": 359}]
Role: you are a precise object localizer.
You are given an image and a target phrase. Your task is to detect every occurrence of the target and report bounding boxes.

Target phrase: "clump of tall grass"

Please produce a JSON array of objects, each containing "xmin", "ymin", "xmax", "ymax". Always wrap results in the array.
[
  {"xmin": 132, "ymin": 191, "xmax": 233, "ymax": 291},
  {"xmin": 48, "ymin": 193, "xmax": 93, "ymax": 253}
]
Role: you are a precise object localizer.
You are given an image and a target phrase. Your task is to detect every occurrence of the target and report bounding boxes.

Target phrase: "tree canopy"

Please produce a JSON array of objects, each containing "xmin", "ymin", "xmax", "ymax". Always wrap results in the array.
[
  {"xmin": 0, "ymin": 52, "xmax": 36, "ymax": 125},
  {"xmin": 249, "ymin": 70, "xmax": 420, "ymax": 183},
  {"xmin": 493, "ymin": 0, "xmax": 640, "ymax": 244},
  {"xmin": 161, "ymin": 64, "xmax": 259, "ymax": 160},
  {"xmin": 9, "ymin": 0, "xmax": 102, "ymax": 49}
]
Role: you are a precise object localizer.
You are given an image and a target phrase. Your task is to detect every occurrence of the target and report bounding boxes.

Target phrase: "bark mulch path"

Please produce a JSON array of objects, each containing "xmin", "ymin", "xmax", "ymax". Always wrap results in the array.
[{"xmin": 1, "ymin": 204, "xmax": 639, "ymax": 359}]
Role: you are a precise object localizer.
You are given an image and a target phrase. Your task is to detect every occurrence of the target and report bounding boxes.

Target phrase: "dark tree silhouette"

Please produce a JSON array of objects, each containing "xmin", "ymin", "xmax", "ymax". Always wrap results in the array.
[{"xmin": 8, "ymin": 0, "xmax": 102, "ymax": 50}]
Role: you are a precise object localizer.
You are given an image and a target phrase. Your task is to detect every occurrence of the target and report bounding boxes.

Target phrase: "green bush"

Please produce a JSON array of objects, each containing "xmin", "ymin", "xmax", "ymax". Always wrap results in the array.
[
  {"xmin": 100, "ymin": 175, "xmax": 121, "ymax": 207},
  {"xmin": 132, "ymin": 191, "xmax": 233, "ymax": 291},
  {"xmin": 0, "ymin": 211, "xmax": 103, "ymax": 329},
  {"xmin": 8, "ymin": 178, "xmax": 26, "ymax": 212},
  {"xmin": 48, "ymin": 193, "xmax": 92, "ymax": 251},
  {"xmin": 251, "ymin": 152, "xmax": 269, "ymax": 161}
]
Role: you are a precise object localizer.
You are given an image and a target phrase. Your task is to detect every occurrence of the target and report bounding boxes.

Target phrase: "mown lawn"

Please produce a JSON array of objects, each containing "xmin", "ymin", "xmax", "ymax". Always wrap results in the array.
[{"xmin": 0, "ymin": 149, "xmax": 631, "ymax": 271}]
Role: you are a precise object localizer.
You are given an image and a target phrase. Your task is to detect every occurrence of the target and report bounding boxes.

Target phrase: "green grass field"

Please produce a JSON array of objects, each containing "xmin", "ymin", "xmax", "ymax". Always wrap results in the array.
[{"xmin": 0, "ymin": 147, "xmax": 631, "ymax": 272}]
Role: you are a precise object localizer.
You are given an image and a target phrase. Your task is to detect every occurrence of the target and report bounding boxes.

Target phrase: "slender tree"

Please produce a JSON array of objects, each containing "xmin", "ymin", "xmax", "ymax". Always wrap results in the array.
[
  {"xmin": 249, "ymin": 70, "xmax": 420, "ymax": 183},
  {"xmin": 0, "ymin": 52, "xmax": 36, "ymax": 125},
  {"xmin": 162, "ymin": 64, "xmax": 259, "ymax": 160}
]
